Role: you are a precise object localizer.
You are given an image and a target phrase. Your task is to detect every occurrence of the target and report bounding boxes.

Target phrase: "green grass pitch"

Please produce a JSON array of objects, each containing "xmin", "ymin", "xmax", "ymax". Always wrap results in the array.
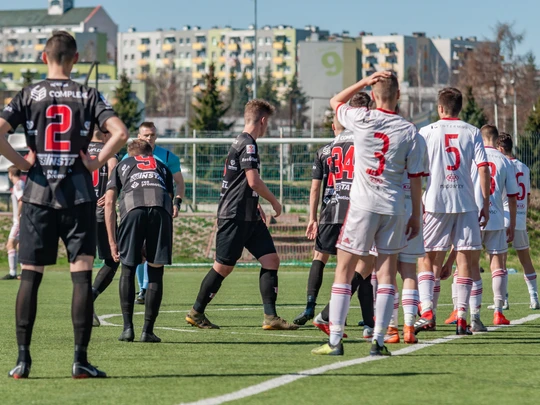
[{"xmin": 0, "ymin": 267, "xmax": 539, "ymax": 405}]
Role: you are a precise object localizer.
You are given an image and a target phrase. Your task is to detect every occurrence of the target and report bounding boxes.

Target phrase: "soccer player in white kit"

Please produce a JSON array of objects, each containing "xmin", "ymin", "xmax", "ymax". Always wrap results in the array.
[
  {"xmin": 311, "ymin": 71, "xmax": 426, "ymax": 356},
  {"xmin": 418, "ymin": 87, "xmax": 491, "ymax": 336},
  {"xmin": 497, "ymin": 132, "xmax": 539, "ymax": 309},
  {"xmin": 2, "ymin": 166, "xmax": 25, "ymax": 280},
  {"xmin": 471, "ymin": 125, "xmax": 518, "ymax": 326}
]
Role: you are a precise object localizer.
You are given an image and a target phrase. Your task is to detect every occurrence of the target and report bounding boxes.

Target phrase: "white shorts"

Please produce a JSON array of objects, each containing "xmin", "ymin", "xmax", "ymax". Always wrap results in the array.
[
  {"xmin": 368, "ymin": 231, "xmax": 424, "ymax": 264},
  {"xmin": 511, "ymin": 229, "xmax": 529, "ymax": 251},
  {"xmin": 8, "ymin": 223, "xmax": 19, "ymax": 241},
  {"xmin": 337, "ymin": 205, "xmax": 406, "ymax": 256},
  {"xmin": 481, "ymin": 230, "xmax": 507, "ymax": 254},
  {"xmin": 423, "ymin": 211, "xmax": 482, "ymax": 252}
]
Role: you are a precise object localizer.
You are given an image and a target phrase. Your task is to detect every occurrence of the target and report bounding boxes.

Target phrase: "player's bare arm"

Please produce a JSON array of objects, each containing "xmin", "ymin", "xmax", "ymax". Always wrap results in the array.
[
  {"xmin": 329, "ymin": 71, "xmax": 392, "ymax": 111},
  {"xmin": 306, "ymin": 179, "xmax": 322, "ymax": 240},
  {"xmin": 245, "ymin": 168, "xmax": 281, "ymax": 217},
  {"xmin": 258, "ymin": 204, "xmax": 267, "ymax": 224},
  {"xmin": 172, "ymin": 171, "xmax": 185, "ymax": 218},
  {"xmin": 104, "ymin": 188, "xmax": 119, "ymax": 262},
  {"xmin": 478, "ymin": 165, "xmax": 491, "ymax": 227},
  {"xmin": 96, "ymin": 156, "xmax": 118, "ymax": 207},
  {"xmin": 0, "ymin": 119, "xmax": 33, "ymax": 171},
  {"xmin": 506, "ymin": 195, "xmax": 517, "ymax": 243},
  {"xmin": 82, "ymin": 116, "xmax": 129, "ymax": 173},
  {"xmin": 406, "ymin": 176, "xmax": 422, "ymax": 240}
]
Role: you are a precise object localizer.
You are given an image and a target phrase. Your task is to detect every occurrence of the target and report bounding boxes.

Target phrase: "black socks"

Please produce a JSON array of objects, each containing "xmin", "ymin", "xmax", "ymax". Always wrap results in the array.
[
  {"xmin": 193, "ymin": 268, "xmax": 224, "ymax": 313},
  {"xmin": 119, "ymin": 264, "xmax": 136, "ymax": 330},
  {"xmin": 358, "ymin": 274, "xmax": 375, "ymax": 328},
  {"xmin": 15, "ymin": 270, "xmax": 43, "ymax": 364},
  {"xmin": 143, "ymin": 266, "xmax": 164, "ymax": 335},
  {"xmin": 306, "ymin": 260, "xmax": 325, "ymax": 308},
  {"xmin": 92, "ymin": 259, "xmax": 120, "ymax": 300},
  {"xmin": 260, "ymin": 268, "xmax": 278, "ymax": 316},
  {"xmin": 71, "ymin": 271, "xmax": 93, "ymax": 364}
]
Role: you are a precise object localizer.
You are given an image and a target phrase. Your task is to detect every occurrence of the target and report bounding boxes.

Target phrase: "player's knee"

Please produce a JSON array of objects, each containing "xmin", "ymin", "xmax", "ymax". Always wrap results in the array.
[{"xmin": 259, "ymin": 253, "xmax": 280, "ymax": 270}]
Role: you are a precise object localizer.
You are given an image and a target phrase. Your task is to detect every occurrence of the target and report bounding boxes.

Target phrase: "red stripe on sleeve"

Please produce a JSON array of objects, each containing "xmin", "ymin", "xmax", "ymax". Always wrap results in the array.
[
  {"xmin": 477, "ymin": 162, "xmax": 489, "ymax": 168},
  {"xmin": 335, "ymin": 102, "xmax": 345, "ymax": 114}
]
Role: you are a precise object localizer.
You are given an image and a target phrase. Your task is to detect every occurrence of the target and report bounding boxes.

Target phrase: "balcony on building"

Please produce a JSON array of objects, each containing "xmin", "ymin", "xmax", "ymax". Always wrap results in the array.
[
  {"xmin": 192, "ymin": 71, "xmax": 204, "ymax": 79},
  {"xmin": 137, "ymin": 73, "xmax": 148, "ymax": 80},
  {"xmin": 218, "ymin": 56, "xmax": 226, "ymax": 63},
  {"xmin": 272, "ymin": 71, "xmax": 284, "ymax": 79},
  {"xmin": 242, "ymin": 43, "xmax": 253, "ymax": 51},
  {"xmin": 193, "ymin": 57, "xmax": 205, "ymax": 65},
  {"xmin": 162, "ymin": 43, "xmax": 174, "ymax": 52},
  {"xmin": 137, "ymin": 44, "xmax": 148, "ymax": 52},
  {"xmin": 362, "ymin": 62, "xmax": 373, "ymax": 69},
  {"xmin": 34, "ymin": 44, "xmax": 45, "ymax": 52},
  {"xmin": 273, "ymin": 56, "xmax": 284, "ymax": 65},
  {"xmin": 242, "ymin": 57, "xmax": 253, "ymax": 65},
  {"xmin": 162, "ymin": 58, "xmax": 172, "ymax": 66},
  {"xmin": 192, "ymin": 42, "xmax": 205, "ymax": 51},
  {"xmin": 138, "ymin": 59, "xmax": 149, "ymax": 66},
  {"xmin": 227, "ymin": 43, "xmax": 240, "ymax": 52},
  {"xmin": 380, "ymin": 61, "xmax": 393, "ymax": 69},
  {"xmin": 272, "ymin": 42, "xmax": 284, "ymax": 50},
  {"xmin": 5, "ymin": 45, "xmax": 16, "ymax": 54},
  {"xmin": 217, "ymin": 71, "xmax": 227, "ymax": 78},
  {"xmin": 362, "ymin": 44, "xmax": 379, "ymax": 55}
]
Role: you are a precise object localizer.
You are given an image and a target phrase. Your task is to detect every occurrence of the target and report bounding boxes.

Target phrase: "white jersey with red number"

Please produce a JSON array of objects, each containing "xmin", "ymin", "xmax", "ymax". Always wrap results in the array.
[
  {"xmin": 336, "ymin": 105, "xmax": 427, "ymax": 216},
  {"xmin": 503, "ymin": 158, "xmax": 530, "ymax": 231},
  {"xmin": 472, "ymin": 146, "xmax": 519, "ymax": 231},
  {"xmin": 420, "ymin": 118, "xmax": 488, "ymax": 213}
]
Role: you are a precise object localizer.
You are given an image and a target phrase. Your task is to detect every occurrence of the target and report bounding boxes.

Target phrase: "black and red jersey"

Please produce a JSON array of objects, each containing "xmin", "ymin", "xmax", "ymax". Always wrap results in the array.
[
  {"xmin": 217, "ymin": 132, "xmax": 261, "ymax": 222},
  {"xmin": 88, "ymin": 141, "xmax": 118, "ymax": 221},
  {"xmin": 312, "ymin": 142, "xmax": 334, "ymax": 225},
  {"xmin": 107, "ymin": 155, "xmax": 174, "ymax": 220},
  {"xmin": 0, "ymin": 79, "xmax": 117, "ymax": 209}
]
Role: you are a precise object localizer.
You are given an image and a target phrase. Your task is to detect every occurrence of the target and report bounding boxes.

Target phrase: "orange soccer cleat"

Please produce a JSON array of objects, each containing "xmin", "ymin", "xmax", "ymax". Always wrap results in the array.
[
  {"xmin": 384, "ymin": 326, "xmax": 400, "ymax": 344},
  {"xmin": 445, "ymin": 309, "xmax": 458, "ymax": 325},
  {"xmin": 493, "ymin": 311, "xmax": 510, "ymax": 325},
  {"xmin": 403, "ymin": 325, "xmax": 418, "ymax": 344}
]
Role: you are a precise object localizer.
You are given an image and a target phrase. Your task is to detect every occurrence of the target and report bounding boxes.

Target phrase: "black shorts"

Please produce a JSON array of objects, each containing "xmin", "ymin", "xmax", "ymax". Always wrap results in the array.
[
  {"xmin": 19, "ymin": 202, "xmax": 96, "ymax": 266},
  {"xmin": 315, "ymin": 223, "xmax": 343, "ymax": 255},
  {"xmin": 117, "ymin": 207, "xmax": 172, "ymax": 266},
  {"xmin": 216, "ymin": 219, "xmax": 277, "ymax": 266},
  {"xmin": 96, "ymin": 220, "xmax": 116, "ymax": 261}
]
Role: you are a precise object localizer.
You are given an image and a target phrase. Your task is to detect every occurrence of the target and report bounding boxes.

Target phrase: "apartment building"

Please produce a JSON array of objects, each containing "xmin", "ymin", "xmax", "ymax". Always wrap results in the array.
[
  {"xmin": 117, "ymin": 25, "xmax": 328, "ymax": 91},
  {"xmin": 0, "ymin": 1, "xmax": 117, "ymax": 65}
]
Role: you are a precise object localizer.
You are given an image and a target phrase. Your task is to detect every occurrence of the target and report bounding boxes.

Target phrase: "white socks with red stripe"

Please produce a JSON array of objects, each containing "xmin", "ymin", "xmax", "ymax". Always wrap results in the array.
[
  {"xmin": 492, "ymin": 269, "xmax": 508, "ymax": 312},
  {"xmin": 371, "ymin": 272, "xmax": 378, "ymax": 310},
  {"xmin": 373, "ymin": 285, "xmax": 395, "ymax": 346},
  {"xmin": 433, "ymin": 278, "xmax": 441, "ymax": 314},
  {"xmin": 389, "ymin": 292, "xmax": 399, "ymax": 328},
  {"xmin": 456, "ymin": 277, "xmax": 473, "ymax": 320},
  {"xmin": 328, "ymin": 283, "xmax": 351, "ymax": 346},
  {"xmin": 524, "ymin": 273, "xmax": 538, "ymax": 300},
  {"xmin": 418, "ymin": 272, "xmax": 435, "ymax": 315},
  {"xmin": 451, "ymin": 270, "xmax": 458, "ymax": 310},
  {"xmin": 401, "ymin": 289, "xmax": 419, "ymax": 327},
  {"xmin": 469, "ymin": 279, "xmax": 483, "ymax": 319}
]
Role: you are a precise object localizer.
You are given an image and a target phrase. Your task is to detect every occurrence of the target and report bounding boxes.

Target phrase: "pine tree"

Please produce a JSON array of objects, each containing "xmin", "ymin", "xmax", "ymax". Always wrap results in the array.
[
  {"xmin": 459, "ymin": 86, "xmax": 487, "ymax": 128},
  {"xmin": 257, "ymin": 67, "xmax": 280, "ymax": 110},
  {"xmin": 283, "ymin": 76, "xmax": 309, "ymax": 129},
  {"xmin": 22, "ymin": 70, "xmax": 34, "ymax": 87},
  {"xmin": 190, "ymin": 63, "xmax": 232, "ymax": 131},
  {"xmin": 231, "ymin": 71, "xmax": 252, "ymax": 116},
  {"xmin": 114, "ymin": 72, "xmax": 143, "ymax": 132}
]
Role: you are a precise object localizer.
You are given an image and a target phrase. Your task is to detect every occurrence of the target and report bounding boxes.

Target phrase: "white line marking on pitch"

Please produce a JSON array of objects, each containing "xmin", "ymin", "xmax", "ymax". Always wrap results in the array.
[{"xmin": 179, "ymin": 313, "xmax": 540, "ymax": 405}]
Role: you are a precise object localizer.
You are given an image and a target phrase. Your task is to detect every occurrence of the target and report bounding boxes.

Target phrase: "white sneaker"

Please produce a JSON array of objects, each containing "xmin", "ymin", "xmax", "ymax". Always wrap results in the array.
[
  {"xmin": 488, "ymin": 301, "xmax": 509, "ymax": 310},
  {"xmin": 530, "ymin": 299, "xmax": 540, "ymax": 310},
  {"xmin": 363, "ymin": 325, "xmax": 374, "ymax": 339}
]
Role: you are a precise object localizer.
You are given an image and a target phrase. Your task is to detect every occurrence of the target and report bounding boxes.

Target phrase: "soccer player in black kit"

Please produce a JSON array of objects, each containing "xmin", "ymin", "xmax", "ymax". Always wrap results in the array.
[
  {"xmin": 0, "ymin": 31, "xmax": 129, "ymax": 379},
  {"xmin": 88, "ymin": 129, "xmax": 119, "ymax": 327},
  {"xmin": 186, "ymin": 100, "xmax": 298, "ymax": 330},
  {"xmin": 105, "ymin": 139, "xmax": 174, "ymax": 343}
]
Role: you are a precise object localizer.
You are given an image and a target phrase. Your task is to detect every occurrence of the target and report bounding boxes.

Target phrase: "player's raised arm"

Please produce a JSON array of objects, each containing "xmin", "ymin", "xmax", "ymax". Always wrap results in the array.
[{"xmin": 329, "ymin": 71, "xmax": 392, "ymax": 111}]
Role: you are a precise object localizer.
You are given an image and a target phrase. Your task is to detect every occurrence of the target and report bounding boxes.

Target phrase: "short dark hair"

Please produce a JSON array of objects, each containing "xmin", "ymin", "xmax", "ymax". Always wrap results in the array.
[
  {"xmin": 8, "ymin": 166, "xmax": 21, "ymax": 177},
  {"xmin": 44, "ymin": 31, "xmax": 77, "ymax": 65},
  {"xmin": 128, "ymin": 139, "xmax": 153, "ymax": 157},
  {"xmin": 481, "ymin": 124, "xmax": 499, "ymax": 142},
  {"xmin": 244, "ymin": 99, "xmax": 275, "ymax": 124},
  {"xmin": 372, "ymin": 73, "xmax": 399, "ymax": 104},
  {"xmin": 438, "ymin": 87, "xmax": 463, "ymax": 117},
  {"xmin": 498, "ymin": 132, "xmax": 513, "ymax": 153},
  {"xmin": 350, "ymin": 92, "xmax": 371, "ymax": 108},
  {"xmin": 139, "ymin": 122, "xmax": 156, "ymax": 132}
]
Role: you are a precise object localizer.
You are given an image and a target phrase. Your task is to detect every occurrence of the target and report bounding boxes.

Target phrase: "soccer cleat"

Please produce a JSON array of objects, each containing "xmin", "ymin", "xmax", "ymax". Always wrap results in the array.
[
  {"xmin": 135, "ymin": 289, "xmax": 146, "ymax": 305},
  {"xmin": 414, "ymin": 310, "xmax": 436, "ymax": 334},
  {"xmin": 140, "ymin": 332, "xmax": 161, "ymax": 343},
  {"xmin": 456, "ymin": 318, "xmax": 472, "ymax": 335},
  {"xmin": 311, "ymin": 341, "xmax": 344, "ymax": 356},
  {"xmin": 262, "ymin": 316, "xmax": 299, "ymax": 330},
  {"xmin": 530, "ymin": 299, "xmax": 540, "ymax": 310},
  {"xmin": 384, "ymin": 327, "xmax": 400, "ymax": 344},
  {"xmin": 444, "ymin": 309, "xmax": 458, "ymax": 325},
  {"xmin": 493, "ymin": 311, "xmax": 510, "ymax": 325},
  {"xmin": 313, "ymin": 314, "xmax": 348, "ymax": 338},
  {"xmin": 362, "ymin": 325, "xmax": 373, "ymax": 339},
  {"xmin": 118, "ymin": 328, "xmax": 135, "ymax": 342},
  {"xmin": 293, "ymin": 309, "xmax": 315, "ymax": 325},
  {"xmin": 403, "ymin": 325, "xmax": 418, "ymax": 344},
  {"xmin": 370, "ymin": 341, "xmax": 391, "ymax": 356},
  {"xmin": 8, "ymin": 362, "xmax": 31, "ymax": 379},
  {"xmin": 92, "ymin": 312, "xmax": 101, "ymax": 327},
  {"xmin": 186, "ymin": 310, "xmax": 220, "ymax": 329},
  {"xmin": 470, "ymin": 318, "xmax": 488, "ymax": 333},
  {"xmin": 72, "ymin": 362, "xmax": 107, "ymax": 379},
  {"xmin": 1, "ymin": 274, "xmax": 18, "ymax": 280},
  {"xmin": 488, "ymin": 301, "xmax": 509, "ymax": 310}
]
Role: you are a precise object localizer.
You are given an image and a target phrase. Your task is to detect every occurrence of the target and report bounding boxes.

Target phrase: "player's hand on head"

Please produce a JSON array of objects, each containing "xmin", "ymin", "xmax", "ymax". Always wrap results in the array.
[
  {"xmin": 406, "ymin": 215, "xmax": 420, "ymax": 241},
  {"xmin": 366, "ymin": 71, "xmax": 393, "ymax": 86},
  {"xmin": 306, "ymin": 220, "xmax": 318, "ymax": 240}
]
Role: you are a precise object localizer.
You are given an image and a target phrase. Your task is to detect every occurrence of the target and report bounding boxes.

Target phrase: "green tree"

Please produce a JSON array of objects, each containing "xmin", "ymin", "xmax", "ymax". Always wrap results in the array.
[
  {"xmin": 257, "ymin": 67, "xmax": 280, "ymax": 110},
  {"xmin": 459, "ymin": 86, "xmax": 487, "ymax": 128},
  {"xmin": 518, "ymin": 97, "xmax": 540, "ymax": 187},
  {"xmin": 22, "ymin": 70, "xmax": 34, "ymax": 87},
  {"xmin": 231, "ymin": 71, "xmax": 252, "ymax": 116},
  {"xmin": 114, "ymin": 72, "xmax": 143, "ymax": 132},
  {"xmin": 190, "ymin": 63, "xmax": 232, "ymax": 131},
  {"xmin": 283, "ymin": 76, "xmax": 309, "ymax": 130},
  {"xmin": 228, "ymin": 69, "xmax": 236, "ymax": 105}
]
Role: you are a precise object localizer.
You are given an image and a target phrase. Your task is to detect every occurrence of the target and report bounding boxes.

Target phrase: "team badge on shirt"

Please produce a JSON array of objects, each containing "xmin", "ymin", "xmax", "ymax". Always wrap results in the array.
[{"xmin": 246, "ymin": 145, "xmax": 256, "ymax": 154}]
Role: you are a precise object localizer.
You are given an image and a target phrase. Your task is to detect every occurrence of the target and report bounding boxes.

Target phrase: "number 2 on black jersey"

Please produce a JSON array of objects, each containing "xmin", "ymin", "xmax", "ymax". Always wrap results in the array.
[{"xmin": 45, "ymin": 104, "xmax": 72, "ymax": 152}]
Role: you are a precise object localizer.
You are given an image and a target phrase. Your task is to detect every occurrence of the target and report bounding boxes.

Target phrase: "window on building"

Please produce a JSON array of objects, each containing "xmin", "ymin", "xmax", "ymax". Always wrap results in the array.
[
  {"xmin": 258, "ymin": 52, "xmax": 263, "ymax": 60},
  {"xmin": 21, "ymin": 40, "xmax": 26, "ymax": 46},
  {"xmin": 258, "ymin": 38, "xmax": 264, "ymax": 46},
  {"xmin": 130, "ymin": 68, "xmax": 135, "ymax": 75},
  {"xmin": 179, "ymin": 38, "xmax": 184, "ymax": 44},
  {"xmin": 124, "ymin": 54, "xmax": 128, "ymax": 60},
  {"xmin": 179, "ymin": 52, "xmax": 184, "ymax": 58},
  {"xmin": 156, "ymin": 39, "xmax": 160, "ymax": 45},
  {"xmin": 131, "ymin": 40, "xmax": 135, "ymax": 46},
  {"xmin": 186, "ymin": 52, "xmax": 191, "ymax": 58},
  {"xmin": 211, "ymin": 51, "xmax": 216, "ymax": 59},
  {"xmin": 38, "ymin": 38, "xmax": 47, "ymax": 45},
  {"xmin": 186, "ymin": 38, "xmax": 191, "ymax": 44},
  {"xmin": 178, "ymin": 66, "xmax": 183, "ymax": 72},
  {"xmin": 156, "ymin": 53, "xmax": 161, "ymax": 59},
  {"xmin": 28, "ymin": 39, "xmax": 32, "ymax": 46},
  {"xmin": 284, "ymin": 66, "xmax": 291, "ymax": 73},
  {"xmin": 265, "ymin": 37, "xmax": 271, "ymax": 45},
  {"xmin": 265, "ymin": 52, "xmax": 271, "ymax": 59},
  {"xmin": 123, "ymin": 40, "xmax": 127, "ymax": 47},
  {"xmin": 285, "ymin": 36, "xmax": 292, "ymax": 44},
  {"xmin": 186, "ymin": 66, "xmax": 191, "ymax": 72},
  {"xmin": 131, "ymin": 54, "xmax": 135, "ymax": 60},
  {"xmin": 141, "ymin": 38, "xmax": 150, "ymax": 45}
]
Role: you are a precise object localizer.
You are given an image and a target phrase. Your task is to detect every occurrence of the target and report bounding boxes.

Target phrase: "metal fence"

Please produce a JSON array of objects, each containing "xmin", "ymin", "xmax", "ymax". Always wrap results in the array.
[{"xmin": 156, "ymin": 129, "xmax": 333, "ymax": 208}]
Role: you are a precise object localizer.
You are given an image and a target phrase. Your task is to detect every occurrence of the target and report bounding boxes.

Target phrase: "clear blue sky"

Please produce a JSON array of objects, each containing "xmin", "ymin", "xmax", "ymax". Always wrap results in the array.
[{"xmin": 6, "ymin": 0, "xmax": 539, "ymax": 59}]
